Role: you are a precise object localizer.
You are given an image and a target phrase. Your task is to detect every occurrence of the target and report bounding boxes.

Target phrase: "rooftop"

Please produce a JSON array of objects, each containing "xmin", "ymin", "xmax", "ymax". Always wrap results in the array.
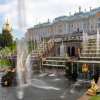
[
  {"xmin": 33, "ymin": 7, "xmax": 100, "ymax": 29},
  {"xmin": 34, "ymin": 22, "xmax": 52, "ymax": 28},
  {"xmin": 54, "ymin": 7, "xmax": 100, "ymax": 22}
]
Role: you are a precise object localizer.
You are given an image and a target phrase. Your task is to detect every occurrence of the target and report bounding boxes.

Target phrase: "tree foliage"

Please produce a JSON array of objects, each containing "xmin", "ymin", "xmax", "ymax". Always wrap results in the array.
[{"xmin": 0, "ymin": 31, "xmax": 13, "ymax": 49}]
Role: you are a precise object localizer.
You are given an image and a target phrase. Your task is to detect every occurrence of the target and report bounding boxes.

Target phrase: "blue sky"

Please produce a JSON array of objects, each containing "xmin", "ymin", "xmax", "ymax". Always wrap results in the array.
[
  {"xmin": 0, "ymin": 0, "xmax": 9, "ymax": 4},
  {"xmin": 0, "ymin": 0, "xmax": 100, "ymax": 39}
]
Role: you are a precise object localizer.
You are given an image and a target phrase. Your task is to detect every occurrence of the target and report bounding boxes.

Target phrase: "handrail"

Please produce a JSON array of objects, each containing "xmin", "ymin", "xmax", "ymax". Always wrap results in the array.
[
  {"xmin": 42, "ymin": 64, "xmax": 65, "ymax": 67},
  {"xmin": 44, "ymin": 60, "xmax": 66, "ymax": 63}
]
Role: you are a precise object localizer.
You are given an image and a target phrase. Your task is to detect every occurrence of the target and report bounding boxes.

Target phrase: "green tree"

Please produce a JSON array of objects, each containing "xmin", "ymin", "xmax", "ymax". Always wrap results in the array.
[
  {"xmin": 2, "ymin": 32, "xmax": 13, "ymax": 48},
  {"xmin": 0, "ymin": 34, "xmax": 3, "ymax": 49}
]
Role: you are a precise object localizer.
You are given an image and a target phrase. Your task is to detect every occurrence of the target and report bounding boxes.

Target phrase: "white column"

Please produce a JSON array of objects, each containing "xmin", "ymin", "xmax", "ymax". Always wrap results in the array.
[{"xmin": 66, "ymin": 23, "xmax": 68, "ymax": 34}]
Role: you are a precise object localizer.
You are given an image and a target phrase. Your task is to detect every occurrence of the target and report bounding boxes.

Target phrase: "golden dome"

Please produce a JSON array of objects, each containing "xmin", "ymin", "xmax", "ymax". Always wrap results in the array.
[{"xmin": 3, "ymin": 19, "xmax": 12, "ymax": 33}]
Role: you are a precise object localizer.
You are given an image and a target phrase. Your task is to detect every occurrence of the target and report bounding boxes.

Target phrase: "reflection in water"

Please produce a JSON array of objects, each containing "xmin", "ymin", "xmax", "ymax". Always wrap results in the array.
[
  {"xmin": 17, "ymin": 90, "xmax": 24, "ymax": 100},
  {"xmin": 31, "ymin": 79, "xmax": 60, "ymax": 90}
]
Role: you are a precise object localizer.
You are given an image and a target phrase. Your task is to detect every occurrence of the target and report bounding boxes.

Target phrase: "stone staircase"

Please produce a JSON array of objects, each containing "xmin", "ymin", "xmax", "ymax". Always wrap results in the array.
[
  {"xmin": 80, "ymin": 38, "xmax": 100, "ymax": 60},
  {"xmin": 42, "ymin": 56, "xmax": 69, "ymax": 69},
  {"xmin": 31, "ymin": 39, "xmax": 69, "ymax": 70}
]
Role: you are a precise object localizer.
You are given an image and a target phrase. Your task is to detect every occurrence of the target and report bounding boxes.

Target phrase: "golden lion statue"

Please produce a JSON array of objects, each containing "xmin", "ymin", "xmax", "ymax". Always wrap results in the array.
[{"xmin": 86, "ymin": 79, "xmax": 98, "ymax": 96}]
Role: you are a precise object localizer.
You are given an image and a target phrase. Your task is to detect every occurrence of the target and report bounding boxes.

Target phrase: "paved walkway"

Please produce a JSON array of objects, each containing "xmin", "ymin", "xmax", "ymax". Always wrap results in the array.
[{"xmin": 78, "ymin": 77, "xmax": 100, "ymax": 100}]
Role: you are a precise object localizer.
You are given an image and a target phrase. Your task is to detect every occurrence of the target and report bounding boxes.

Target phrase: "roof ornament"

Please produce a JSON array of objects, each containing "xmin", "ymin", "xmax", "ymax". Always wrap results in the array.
[
  {"xmin": 79, "ymin": 6, "xmax": 81, "ymax": 13},
  {"xmin": 90, "ymin": 7, "xmax": 92, "ymax": 11},
  {"xmin": 3, "ymin": 18, "xmax": 12, "ymax": 33},
  {"xmin": 69, "ymin": 12, "xmax": 71, "ymax": 16},
  {"xmin": 84, "ymin": 8, "xmax": 86, "ymax": 12},
  {"xmin": 48, "ymin": 19, "xmax": 50, "ymax": 23}
]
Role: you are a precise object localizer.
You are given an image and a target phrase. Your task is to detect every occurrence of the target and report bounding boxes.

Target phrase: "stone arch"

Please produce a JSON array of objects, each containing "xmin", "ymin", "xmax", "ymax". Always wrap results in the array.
[
  {"xmin": 57, "ymin": 46, "xmax": 60, "ymax": 56},
  {"xmin": 67, "ymin": 46, "xmax": 71, "ymax": 56},
  {"xmin": 71, "ymin": 47, "xmax": 75, "ymax": 56}
]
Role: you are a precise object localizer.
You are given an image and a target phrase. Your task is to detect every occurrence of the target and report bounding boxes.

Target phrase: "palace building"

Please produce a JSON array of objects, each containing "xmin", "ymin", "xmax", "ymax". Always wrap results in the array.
[{"xmin": 26, "ymin": 7, "xmax": 100, "ymax": 57}]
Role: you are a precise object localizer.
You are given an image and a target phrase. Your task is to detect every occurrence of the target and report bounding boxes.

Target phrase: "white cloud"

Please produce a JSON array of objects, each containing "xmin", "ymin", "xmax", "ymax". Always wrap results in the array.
[
  {"xmin": 0, "ymin": 0, "xmax": 99, "ymax": 38},
  {"xmin": 1, "ymin": 0, "xmax": 99, "ymax": 28},
  {"xmin": 0, "ymin": 4, "xmax": 10, "ymax": 13},
  {"xmin": 25, "ymin": 0, "xmax": 100, "ymax": 26}
]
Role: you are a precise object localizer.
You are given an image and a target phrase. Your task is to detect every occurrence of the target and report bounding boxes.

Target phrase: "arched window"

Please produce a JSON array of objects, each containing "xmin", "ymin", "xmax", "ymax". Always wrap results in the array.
[
  {"xmin": 67, "ymin": 47, "xmax": 70, "ymax": 56},
  {"xmin": 71, "ymin": 47, "xmax": 75, "ymax": 56},
  {"xmin": 58, "ymin": 47, "xmax": 60, "ymax": 56}
]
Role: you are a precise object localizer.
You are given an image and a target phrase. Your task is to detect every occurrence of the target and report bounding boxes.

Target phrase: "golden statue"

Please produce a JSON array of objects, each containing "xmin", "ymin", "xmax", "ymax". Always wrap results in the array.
[
  {"xmin": 87, "ymin": 79, "xmax": 98, "ymax": 96},
  {"xmin": 82, "ymin": 64, "xmax": 89, "ymax": 73},
  {"xmin": 2, "ymin": 18, "xmax": 12, "ymax": 33}
]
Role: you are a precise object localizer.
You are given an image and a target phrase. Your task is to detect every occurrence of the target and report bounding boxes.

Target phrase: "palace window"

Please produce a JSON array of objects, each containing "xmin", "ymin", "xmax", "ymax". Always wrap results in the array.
[{"xmin": 77, "ymin": 28, "xmax": 79, "ymax": 32}]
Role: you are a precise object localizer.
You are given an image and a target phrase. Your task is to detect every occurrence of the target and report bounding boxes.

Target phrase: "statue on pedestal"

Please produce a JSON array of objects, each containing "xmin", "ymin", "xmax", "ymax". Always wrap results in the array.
[{"xmin": 87, "ymin": 79, "xmax": 98, "ymax": 96}]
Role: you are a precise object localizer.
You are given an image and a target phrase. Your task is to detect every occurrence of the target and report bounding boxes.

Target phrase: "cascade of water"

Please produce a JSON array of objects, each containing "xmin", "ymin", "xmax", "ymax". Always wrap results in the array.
[
  {"xmin": 16, "ymin": 0, "xmax": 34, "ymax": 99},
  {"xmin": 16, "ymin": 40, "xmax": 25, "ymax": 99},
  {"xmin": 82, "ymin": 31, "xmax": 88, "ymax": 55},
  {"xmin": 16, "ymin": 39, "xmax": 32, "ymax": 99},
  {"xmin": 96, "ymin": 28, "xmax": 100, "ymax": 55},
  {"xmin": 25, "ymin": 54, "xmax": 32, "ymax": 85},
  {"xmin": 60, "ymin": 40, "xmax": 65, "ymax": 57}
]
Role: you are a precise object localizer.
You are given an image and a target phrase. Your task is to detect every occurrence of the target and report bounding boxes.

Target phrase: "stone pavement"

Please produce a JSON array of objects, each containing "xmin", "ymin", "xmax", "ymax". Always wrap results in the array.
[{"xmin": 78, "ymin": 77, "xmax": 100, "ymax": 100}]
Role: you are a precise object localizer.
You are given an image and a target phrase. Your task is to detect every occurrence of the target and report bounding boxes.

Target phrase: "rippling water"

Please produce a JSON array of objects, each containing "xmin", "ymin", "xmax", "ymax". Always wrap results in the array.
[{"xmin": 0, "ymin": 73, "xmax": 86, "ymax": 100}]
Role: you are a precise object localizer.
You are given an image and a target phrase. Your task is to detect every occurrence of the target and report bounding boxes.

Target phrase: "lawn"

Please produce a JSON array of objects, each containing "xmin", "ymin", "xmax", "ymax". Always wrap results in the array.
[
  {"xmin": 0, "ymin": 59, "xmax": 11, "ymax": 68},
  {"xmin": 90, "ymin": 96, "xmax": 100, "ymax": 100}
]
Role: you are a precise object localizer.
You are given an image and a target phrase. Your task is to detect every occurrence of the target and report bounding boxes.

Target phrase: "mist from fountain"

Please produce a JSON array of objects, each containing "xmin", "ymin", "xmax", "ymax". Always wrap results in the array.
[
  {"xmin": 25, "ymin": 54, "xmax": 32, "ymax": 85},
  {"xmin": 16, "ymin": 40, "xmax": 24, "ymax": 99},
  {"xmin": 16, "ymin": 39, "xmax": 32, "ymax": 99}
]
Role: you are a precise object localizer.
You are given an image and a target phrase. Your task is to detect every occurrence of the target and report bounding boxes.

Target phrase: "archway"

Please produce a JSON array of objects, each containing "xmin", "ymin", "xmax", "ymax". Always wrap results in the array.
[
  {"xmin": 67, "ymin": 47, "xmax": 71, "ymax": 56},
  {"xmin": 57, "ymin": 47, "xmax": 60, "ymax": 56},
  {"xmin": 71, "ymin": 47, "xmax": 75, "ymax": 56}
]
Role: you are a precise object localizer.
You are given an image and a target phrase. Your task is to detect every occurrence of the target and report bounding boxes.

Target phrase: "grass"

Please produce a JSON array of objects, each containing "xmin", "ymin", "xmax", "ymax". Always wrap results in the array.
[
  {"xmin": 0, "ymin": 59, "xmax": 11, "ymax": 68},
  {"xmin": 90, "ymin": 96, "xmax": 100, "ymax": 100}
]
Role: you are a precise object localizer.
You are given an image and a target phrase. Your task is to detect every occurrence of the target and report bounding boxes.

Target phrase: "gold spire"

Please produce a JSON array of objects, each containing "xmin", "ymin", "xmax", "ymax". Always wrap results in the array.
[{"xmin": 3, "ymin": 18, "xmax": 12, "ymax": 33}]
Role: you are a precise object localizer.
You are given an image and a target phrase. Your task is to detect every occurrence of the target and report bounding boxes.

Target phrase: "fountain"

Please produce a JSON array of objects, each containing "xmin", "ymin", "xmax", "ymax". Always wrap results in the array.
[
  {"xmin": 16, "ymin": 39, "xmax": 32, "ymax": 99},
  {"xmin": 16, "ymin": 0, "xmax": 33, "ymax": 98},
  {"xmin": 16, "ymin": 38, "xmax": 61, "ymax": 99},
  {"xmin": 25, "ymin": 54, "xmax": 32, "ymax": 85},
  {"xmin": 60, "ymin": 40, "xmax": 65, "ymax": 57},
  {"xmin": 80, "ymin": 28, "xmax": 100, "ymax": 60},
  {"xmin": 66, "ymin": 28, "xmax": 100, "ymax": 82},
  {"xmin": 0, "ymin": 0, "xmax": 64, "ymax": 99},
  {"xmin": 82, "ymin": 31, "xmax": 88, "ymax": 55}
]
